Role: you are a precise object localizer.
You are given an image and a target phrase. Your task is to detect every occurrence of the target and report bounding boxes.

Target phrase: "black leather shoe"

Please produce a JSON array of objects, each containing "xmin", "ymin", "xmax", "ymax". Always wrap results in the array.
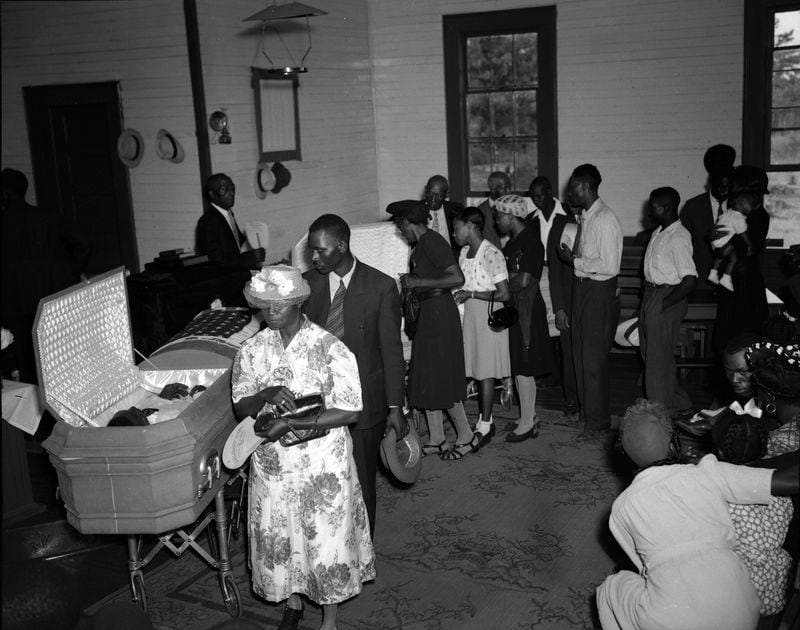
[
  {"xmin": 505, "ymin": 419, "xmax": 540, "ymax": 443},
  {"xmin": 278, "ymin": 604, "xmax": 304, "ymax": 630},
  {"xmin": 564, "ymin": 400, "xmax": 579, "ymax": 416},
  {"xmin": 475, "ymin": 423, "xmax": 496, "ymax": 450}
]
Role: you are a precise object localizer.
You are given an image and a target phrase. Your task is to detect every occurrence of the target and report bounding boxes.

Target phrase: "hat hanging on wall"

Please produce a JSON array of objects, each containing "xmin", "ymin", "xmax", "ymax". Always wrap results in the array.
[
  {"xmin": 155, "ymin": 129, "xmax": 185, "ymax": 164},
  {"xmin": 254, "ymin": 162, "xmax": 276, "ymax": 199},
  {"xmin": 271, "ymin": 162, "xmax": 292, "ymax": 194},
  {"xmin": 117, "ymin": 129, "xmax": 144, "ymax": 168}
]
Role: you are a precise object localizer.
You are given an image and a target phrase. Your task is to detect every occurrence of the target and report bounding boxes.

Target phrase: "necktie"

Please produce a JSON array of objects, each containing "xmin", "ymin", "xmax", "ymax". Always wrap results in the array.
[
  {"xmin": 326, "ymin": 279, "xmax": 346, "ymax": 339},
  {"xmin": 717, "ymin": 200, "xmax": 724, "ymax": 218},
  {"xmin": 573, "ymin": 218, "xmax": 583, "ymax": 258},
  {"xmin": 227, "ymin": 210, "xmax": 241, "ymax": 246},
  {"xmin": 431, "ymin": 209, "xmax": 440, "ymax": 234}
]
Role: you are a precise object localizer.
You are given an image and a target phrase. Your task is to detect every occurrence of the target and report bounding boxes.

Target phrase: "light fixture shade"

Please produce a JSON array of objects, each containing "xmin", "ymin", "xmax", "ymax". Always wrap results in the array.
[{"xmin": 243, "ymin": 2, "xmax": 327, "ymax": 21}]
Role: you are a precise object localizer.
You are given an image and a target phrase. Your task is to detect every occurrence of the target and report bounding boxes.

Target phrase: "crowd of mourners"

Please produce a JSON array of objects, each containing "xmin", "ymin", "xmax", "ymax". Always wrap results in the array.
[{"xmin": 225, "ymin": 144, "xmax": 798, "ymax": 630}]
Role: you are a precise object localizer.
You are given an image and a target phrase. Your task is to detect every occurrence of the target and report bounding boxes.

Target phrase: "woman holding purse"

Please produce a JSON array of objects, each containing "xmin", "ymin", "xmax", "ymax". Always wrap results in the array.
[
  {"xmin": 452, "ymin": 206, "xmax": 511, "ymax": 449},
  {"xmin": 494, "ymin": 194, "xmax": 555, "ymax": 441},
  {"xmin": 231, "ymin": 265, "xmax": 374, "ymax": 630},
  {"xmin": 388, "ymin": 200, "xmax": 474, "ymax": 461}
]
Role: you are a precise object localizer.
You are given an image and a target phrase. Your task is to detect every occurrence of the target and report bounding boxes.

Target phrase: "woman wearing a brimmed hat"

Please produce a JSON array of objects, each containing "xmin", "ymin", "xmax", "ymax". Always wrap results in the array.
[
  {"xmin": 387, "ymin": 199, "xmax": 474, "ymax": 461},
  {"xmin": 231, "ymin": 265, "xmax": 375, "ymax": 630},
  {"xmin": 596, "ymin": 398, "xmax": 798, "ymax": 630}
]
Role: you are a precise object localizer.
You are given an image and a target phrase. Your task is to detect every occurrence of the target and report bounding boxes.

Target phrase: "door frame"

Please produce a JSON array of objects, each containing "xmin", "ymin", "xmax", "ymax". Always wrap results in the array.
[{"xmin": 23, "ymin": 81, "xmax": 139, "ymax": 272}]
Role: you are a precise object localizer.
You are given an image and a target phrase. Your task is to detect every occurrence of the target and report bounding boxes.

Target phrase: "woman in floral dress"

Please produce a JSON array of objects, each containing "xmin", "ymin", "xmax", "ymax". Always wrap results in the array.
[{"xmin": 231, "ymin": 265, "xmax": 375, "ymax": 630}]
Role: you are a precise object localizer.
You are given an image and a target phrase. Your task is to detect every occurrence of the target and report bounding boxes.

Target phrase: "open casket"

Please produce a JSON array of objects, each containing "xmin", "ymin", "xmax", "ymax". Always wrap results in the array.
[{"xmin": 35, "ymin": 268, "xmax": 239, "ymax": 535}]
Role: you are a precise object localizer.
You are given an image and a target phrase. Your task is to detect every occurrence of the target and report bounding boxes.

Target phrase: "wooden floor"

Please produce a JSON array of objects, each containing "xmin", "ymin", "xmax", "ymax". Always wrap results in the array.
[{"xmin": 2, "ymin": 353, "xmax": 716, "ymax": 630}]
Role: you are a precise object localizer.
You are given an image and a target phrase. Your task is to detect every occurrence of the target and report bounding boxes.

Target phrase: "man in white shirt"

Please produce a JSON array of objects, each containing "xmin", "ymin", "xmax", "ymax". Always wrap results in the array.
[
  {"xmin": 423, "ymin": 175, "xmax": 463, "ymax": 252},
  {"xmin": 640, "ymin": 187, "xmax": 697, "ymax": 413},
  {"xmin": 559, "ymin": 164, "xmax": 623, "ymax": 431}
]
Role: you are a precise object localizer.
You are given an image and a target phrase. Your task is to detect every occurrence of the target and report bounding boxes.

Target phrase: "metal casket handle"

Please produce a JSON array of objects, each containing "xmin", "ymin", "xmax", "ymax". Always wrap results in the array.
[{"xmin": 196, "ymin": 449, "xmax": 221, "ymax": 499}]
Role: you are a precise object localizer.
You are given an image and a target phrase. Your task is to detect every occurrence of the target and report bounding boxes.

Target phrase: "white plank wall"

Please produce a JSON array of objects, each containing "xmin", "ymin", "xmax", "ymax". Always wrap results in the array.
[
  {"xmin": 2, "ymin": 0, "xmax": 747, "ymax": 269},
  {"xmin": 196, "ymin": 0, "xmax": 379, "ymax": 261},
  {"xmin": 369, "ymin": 0, "xmax": 745, "ymax": 234},
  {"xmin": 1, "ymin": 0, "xmax": 199, "ymax": 267}
]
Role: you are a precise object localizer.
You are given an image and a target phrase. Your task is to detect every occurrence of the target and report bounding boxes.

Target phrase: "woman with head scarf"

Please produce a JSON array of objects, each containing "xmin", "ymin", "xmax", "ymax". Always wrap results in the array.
[
  {"xmin": 596, "ymin": 398, "xmax": 798, "ymax": 630},
  {"xmin": 231, "ymin": 265, "xmax": 375, "ymax": 630}
]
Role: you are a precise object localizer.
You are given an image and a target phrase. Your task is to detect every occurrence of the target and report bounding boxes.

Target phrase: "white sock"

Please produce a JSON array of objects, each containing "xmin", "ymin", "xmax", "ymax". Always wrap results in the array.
[
  {"xmin": 720, "ymin": 274, "xmax": 734, "ymax": 291},
  {"xmin": 708, "ymin": 269, "xmax": 719, "ymax": 284}
]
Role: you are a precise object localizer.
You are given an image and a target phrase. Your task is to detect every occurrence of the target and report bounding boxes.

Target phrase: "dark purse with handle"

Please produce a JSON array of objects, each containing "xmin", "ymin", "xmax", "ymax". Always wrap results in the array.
[
  {"xmin": 487, "ymin": 290, "xmax": 518, "ymax": 331},
  {"xmin": 254, "ymin": 393, "xmax": 327, "ymax": 447},
  {"xmin": 402, "ymin": 286, "xmax": 420, "ymax": 339}
]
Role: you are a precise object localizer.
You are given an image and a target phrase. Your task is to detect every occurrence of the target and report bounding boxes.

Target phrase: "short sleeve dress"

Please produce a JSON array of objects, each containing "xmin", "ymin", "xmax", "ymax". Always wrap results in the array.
[
  {"xmin": 231, "ymin": 317, "xmax": 376, "ymax": 605},
  {"xmin": 407, "ymin": 230, "xmax": 467, "ymax": 410},
  {"xmin": 597, "ymin": 455, "xmax": 773, "ymax": 630},
  {"xmin": 458, "ymin": 239, "xmax": 510, "ymax": 380},
  {"xmin": 502, "ymin": 227, "xmax": 555, "ymax": 378}
]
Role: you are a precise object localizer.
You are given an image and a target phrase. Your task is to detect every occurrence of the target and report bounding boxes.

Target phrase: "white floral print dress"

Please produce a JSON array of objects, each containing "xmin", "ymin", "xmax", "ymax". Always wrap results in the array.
[{"xmin": 231, "ymin": 317, "xmax": 376, "ymax": 605}]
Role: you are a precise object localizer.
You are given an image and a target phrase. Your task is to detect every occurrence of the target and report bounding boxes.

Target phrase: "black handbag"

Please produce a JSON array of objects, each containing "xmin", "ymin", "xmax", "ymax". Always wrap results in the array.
[
  {"xmin": 254, "ymin": 393, "xmax": 328, "ymax": 447},
  {"xmin": 487, "ymin": 291, "xmax": 518, "ymax": 331},
  {"xmin": 402, "ymin": 287, "xmax": 420, "ymax": 339}
]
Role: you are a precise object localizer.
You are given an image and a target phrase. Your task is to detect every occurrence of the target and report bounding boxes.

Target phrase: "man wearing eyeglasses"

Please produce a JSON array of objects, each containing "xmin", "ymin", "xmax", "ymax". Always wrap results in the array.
[
  {"xmin": 197, "ymin": 173, "xmax": 251, "ymax": 262},
  {"xmin": 422, "ymin": 174, "xmax": 463, "ymax": 253}
]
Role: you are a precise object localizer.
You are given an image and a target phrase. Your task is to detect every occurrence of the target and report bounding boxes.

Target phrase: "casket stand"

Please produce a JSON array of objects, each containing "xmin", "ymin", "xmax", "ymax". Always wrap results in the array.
[{"xmin": 34, "ymin": 268, "xmax": 244, "ymax": 616}]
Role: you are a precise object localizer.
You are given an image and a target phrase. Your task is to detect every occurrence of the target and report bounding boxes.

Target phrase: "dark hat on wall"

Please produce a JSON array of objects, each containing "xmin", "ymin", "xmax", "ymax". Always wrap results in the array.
[
  {"xmin": 155, "ymin": 129, "xmax": 185, "ymax": 164},
  {"xmin": 703, "ymin": 144, "xmax": 736, "ymax": 177},
  {"xmin": 386, "ymin": 199, "xmax": 429, "ymax": 224},
  {"xmin": 117, "ymin": 129, "xmax": 144, "ymax": 168},
  {"xmin": 270, "ymin": 162, "xmax": 292, "ymax": 194}
]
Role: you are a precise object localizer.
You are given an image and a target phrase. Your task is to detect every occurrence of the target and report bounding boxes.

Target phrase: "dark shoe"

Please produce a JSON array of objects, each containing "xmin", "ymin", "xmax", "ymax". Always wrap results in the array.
[
  {"xmin": 505, "ymin": 417, "xmax": 540, "ymax": 443},
  {"xmin": 564, "ymin": 400, "xmax": 579, "ymax": 416},
  {"xmin": 440, "ymin": 440, "xmax": 475, "ymax": 461},
  {"xmin": 278, "ymin": 604, "xmax": 303, "ymax": 630},
  {"xmin": 475, "ymin": 423, "xmax": 496, "ymax": 450}
]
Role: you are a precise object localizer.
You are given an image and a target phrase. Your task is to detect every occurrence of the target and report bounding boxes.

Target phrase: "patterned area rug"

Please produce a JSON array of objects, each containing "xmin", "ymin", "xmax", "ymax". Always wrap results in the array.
[{"xmin": 85, "ymin": 404, "xmax": 626, "ymax": 629}]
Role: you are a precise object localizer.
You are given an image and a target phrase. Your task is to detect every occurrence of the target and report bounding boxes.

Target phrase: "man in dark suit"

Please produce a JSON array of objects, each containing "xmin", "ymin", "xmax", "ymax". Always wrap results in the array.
[
  {"xmin": 303, "ymin": 214, "xmax": 407, "ymax": 537},
  {"xmin": 196, "ymin": 173, "xmax": 249, "ymax": 263},
  {"xmin": 423, "ymin": 174, "xmax": 463, "ymax": 252},
  {"xmin": 541, "ymin": 181, "xmax": 579, "ymax": 416},
  {"xmin": 679, "ymin": 144, "xmax": 735, "ymax": 280}
]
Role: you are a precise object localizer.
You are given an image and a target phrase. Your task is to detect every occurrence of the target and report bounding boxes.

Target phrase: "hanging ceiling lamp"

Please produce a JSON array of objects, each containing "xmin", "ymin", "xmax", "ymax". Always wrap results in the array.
[{"xmin": 243, "ymin": 2, "xmax": 327, "ymax": 75}]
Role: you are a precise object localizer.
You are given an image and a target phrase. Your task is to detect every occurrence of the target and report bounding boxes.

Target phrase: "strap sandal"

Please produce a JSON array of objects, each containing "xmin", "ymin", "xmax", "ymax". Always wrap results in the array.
[
  {"xmin": 440, "ymin": 441, "xmax": 474, "ymax": 461},
  {"xmin": 277, "ymin": 603, "xmax": 304, "ymax": 630},
  {"xmin": 421, "ymin": 440, "xmax": 449, "ymax": 456}
]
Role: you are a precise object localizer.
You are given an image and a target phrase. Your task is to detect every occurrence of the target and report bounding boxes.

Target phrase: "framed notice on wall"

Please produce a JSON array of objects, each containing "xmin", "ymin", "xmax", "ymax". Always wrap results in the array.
[{"xmin": 252, "ymin": 67, "xmax": 301, "ymax": 162}]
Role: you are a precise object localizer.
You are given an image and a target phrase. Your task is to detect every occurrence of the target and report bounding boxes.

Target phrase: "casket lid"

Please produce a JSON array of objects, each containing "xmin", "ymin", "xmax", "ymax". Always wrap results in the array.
[{"xmin": 33, "ymin": 268, "xmax": 139, "ymax": 427}]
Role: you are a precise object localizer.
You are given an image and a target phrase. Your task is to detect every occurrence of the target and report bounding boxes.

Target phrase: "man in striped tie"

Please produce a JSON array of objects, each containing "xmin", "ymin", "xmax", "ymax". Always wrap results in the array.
[{"xmin": 303, "ymin": 214, "xmax": 407, "ymax": 537}]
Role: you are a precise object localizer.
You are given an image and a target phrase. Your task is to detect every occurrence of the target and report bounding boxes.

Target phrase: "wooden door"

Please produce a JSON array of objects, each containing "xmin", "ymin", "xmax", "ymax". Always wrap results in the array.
[{"xmin": 24, "ymin": 82, "xmax": 138, "ymax": 274}]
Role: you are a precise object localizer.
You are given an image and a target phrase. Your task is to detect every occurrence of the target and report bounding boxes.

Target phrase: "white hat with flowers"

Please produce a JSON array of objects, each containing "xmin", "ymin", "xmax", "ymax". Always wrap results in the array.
[{"xmin": 243, "ymin": 264, "xmax": 311, "ymax": 309}]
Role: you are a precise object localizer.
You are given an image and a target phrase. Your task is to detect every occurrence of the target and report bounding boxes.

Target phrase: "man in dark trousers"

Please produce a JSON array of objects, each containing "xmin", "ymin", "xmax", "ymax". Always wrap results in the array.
[
  {"xmin": 196, "ymin": 173, "xmax": 250, "ymax": 263},
  {"xmin": 541, "ymin": 179, "xmax": 579, "ymax": 416},
  {"xmin": 422, "ymin": 174, "xmax": 463, "ymax": 252},
  {"xmin": 640, "ymin": 187, "xmax": 697, "ymax": 414},
  {"xmin": 303, "ymin": 214, "xmax": 407, "ymax": 537},
  {"xmin": 559, "ymin": 164, "xmax": 623, "ymax": 432},
  {"xmin": 680, "ymin": 144, "xmax": 735, "ymax": 282}
]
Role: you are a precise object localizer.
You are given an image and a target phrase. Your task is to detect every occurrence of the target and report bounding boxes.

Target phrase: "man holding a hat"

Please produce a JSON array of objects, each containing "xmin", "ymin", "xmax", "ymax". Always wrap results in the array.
[
  {"xmin": 196, "ymin": 173, "xmax": 251, "ymax": 263},
  {"xmin": 303, "ymin": 214, "xmax": 408, "ymax": 536},
  {"xmin": 680, "ymin": 144, "xmax": 736, "ymax": 280}
]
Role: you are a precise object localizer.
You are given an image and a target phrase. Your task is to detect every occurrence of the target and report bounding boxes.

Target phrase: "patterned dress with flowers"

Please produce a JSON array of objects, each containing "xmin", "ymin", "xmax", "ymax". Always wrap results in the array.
[{"xmin": 231, "ymin": 317, "xmax": 376, "ymax": 605}]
